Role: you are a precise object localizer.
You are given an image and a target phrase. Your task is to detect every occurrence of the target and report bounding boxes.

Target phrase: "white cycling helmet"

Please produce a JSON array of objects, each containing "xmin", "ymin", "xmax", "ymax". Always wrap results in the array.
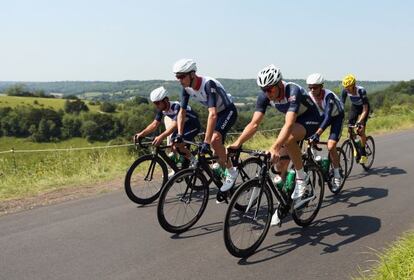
[
  {"xmin": 306, "ymin": 73, "xmax": 324, "ymax": 85},
  {"xmin": 173, "ymin": 58, "xmax": 197, "ymax": 74},
  {"xmin": 150, "ymin": 86, "xmax": 168, "ymax": 102},
  {"xmin": 256, "ymin": 64, "xmax": 283, "ymax": 87}
]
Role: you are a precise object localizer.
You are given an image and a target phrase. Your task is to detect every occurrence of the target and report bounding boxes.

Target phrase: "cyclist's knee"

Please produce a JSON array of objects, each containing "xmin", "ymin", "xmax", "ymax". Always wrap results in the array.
[
  {"xmin": 211, "ymin": 133, "xmax": 223, "ymax": 147},
  {"xmin": 327, "ymin": 140, "xmax": 337, "ymax": 151}
]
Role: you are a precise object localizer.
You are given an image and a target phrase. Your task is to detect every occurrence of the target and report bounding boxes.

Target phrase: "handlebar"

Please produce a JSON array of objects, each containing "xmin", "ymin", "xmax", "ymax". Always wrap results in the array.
[{"xmin": 134, "ymin": 137, "xmax": 171, "ymax": 150}]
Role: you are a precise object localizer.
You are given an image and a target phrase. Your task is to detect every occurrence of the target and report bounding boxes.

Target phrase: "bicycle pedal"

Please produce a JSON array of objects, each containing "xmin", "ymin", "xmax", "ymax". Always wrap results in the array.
[{"xmin": 216, "ymin": 192, "xmax": 228, "ymax": 204}]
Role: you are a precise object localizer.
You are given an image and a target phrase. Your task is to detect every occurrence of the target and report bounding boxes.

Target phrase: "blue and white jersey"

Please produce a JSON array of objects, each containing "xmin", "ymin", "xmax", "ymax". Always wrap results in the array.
[
  {"xmin": 255, "ymin": 81, "xmax": 320, "ymax": 116},
  {"xmin": 154, "ymin": 101, "xmax": 199, "ymax": 123},
  {"xmin": 180, "ymin": 77, "xmax": 234, "ymax": 113},
  {"xmin": 309, "ymin": 89, "xmax": 344, "ymax": 131},
  {"xmin": 341, "ymin": 85, "xmax": 369, "ymax": 107}
]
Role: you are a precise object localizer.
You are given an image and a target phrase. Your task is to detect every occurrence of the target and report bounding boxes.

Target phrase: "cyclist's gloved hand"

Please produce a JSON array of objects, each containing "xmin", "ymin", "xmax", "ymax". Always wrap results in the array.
[
  {"xmin": 199, "ymin": 142, "xmax": 211, "ymax": 154},
  {"xmin": 173, "ymin": 134, "xmax": 183, "ymax": 144},
  {"xmin": 356, "ymin": 122, "xmax": 363, "ymax": 129},
  {"xmin": 309, "ymin": 133, "xmax": 320, "ymax": 143}
]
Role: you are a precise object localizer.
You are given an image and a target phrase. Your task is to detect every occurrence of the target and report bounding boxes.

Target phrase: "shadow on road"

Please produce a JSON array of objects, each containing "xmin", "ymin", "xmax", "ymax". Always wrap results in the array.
[
  {"xmin": 323, "ymin": 186, "xmax": 388, "ymax": 209},
  {"xmin": 347, "ymin": 165, "xmax": 407, "ymax": 181},
  {"xmin": 170, "ymin": 221, "xmax": 223, "ymax": 239},
  {"xmin": 238, "ymin": 214, "xmax": 381, "ymax": 265}
]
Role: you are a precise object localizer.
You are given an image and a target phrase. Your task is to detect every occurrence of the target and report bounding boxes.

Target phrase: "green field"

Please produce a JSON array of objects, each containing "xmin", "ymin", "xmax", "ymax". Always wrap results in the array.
[{"xmin": 0, "ymin": 95, "xmax": 101, "ymax": 112}]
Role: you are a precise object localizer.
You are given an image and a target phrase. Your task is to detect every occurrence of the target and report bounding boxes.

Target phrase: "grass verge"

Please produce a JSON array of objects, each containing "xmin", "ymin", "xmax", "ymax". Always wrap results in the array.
[{"xmin": 353, "ymin": 231, "xmax": 414, "ymax": 280}]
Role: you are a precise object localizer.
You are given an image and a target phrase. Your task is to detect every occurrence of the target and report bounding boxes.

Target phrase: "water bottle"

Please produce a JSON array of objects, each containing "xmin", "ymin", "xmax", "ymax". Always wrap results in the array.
[
  {"xmin": 355, "ymin": 138, "xmax": 361, "ymax": 151},
  {"xmin": 273, "ymin": 175, "xmax": 284, "ymax": 190},
  {"xmin": 168, "ymin": 152, "xmax": 183, "ymax": 168},
  {"xmin": 284, "ymin": 169, "xmax": 296, "ymax": 193},
  {"xmin": 212, "ymin": 163, "xmax": 226, "ymax": 178},
  {"xmin": 321, "ymin": 156, "xmax": 330, "ymax": 174}
]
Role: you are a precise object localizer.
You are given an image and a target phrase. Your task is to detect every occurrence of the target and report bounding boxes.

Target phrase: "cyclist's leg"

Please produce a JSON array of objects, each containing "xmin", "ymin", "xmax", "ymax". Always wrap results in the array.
[
  {"xmin": 284, "ymin": 123, "xmax": 306, "ymax": 170},
  {"xmin": 174, "ymin": 122, "xmax": 201, "ymax": 159},
  {"xmin": 290, "ymin": 111, "xmax": 320, "ymax": 170},
  {"xmin": 212, "ymin": 105, "xmax": 238, "ymax": 168},
  {"xmin": 289, "ymin": 112, "xmax": 320, "ymax": 200},
  {"xmin": 213, "ymin": 106, "xmax": 238, "ymax": 192},
  {"xmin": 328, "ymin": 115, "xmax": 344, "ymax": 168},
  {"xmin": 358, "ymin": 107, "xmax": 369, "ymax": 156}
]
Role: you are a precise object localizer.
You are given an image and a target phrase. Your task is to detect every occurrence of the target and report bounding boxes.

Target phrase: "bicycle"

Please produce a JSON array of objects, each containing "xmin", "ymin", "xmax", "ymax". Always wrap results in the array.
[
  {"xmin": 156, "ymin": 142, "xmax": 263, "ymax": 234},
  {"xmin": 223, "ymin": 139, "xmax": 324, "ymax": 258},
  {"xmin": 311, "ymin": 141, "xmax": 347, "ymax": 194},
  {"xmin": 124, "ymin": 137, "xmax": 192, "ymax": 205},
  {"xmin": 340, "ymin": 124, "xmax": 375, "ymax": 177}
]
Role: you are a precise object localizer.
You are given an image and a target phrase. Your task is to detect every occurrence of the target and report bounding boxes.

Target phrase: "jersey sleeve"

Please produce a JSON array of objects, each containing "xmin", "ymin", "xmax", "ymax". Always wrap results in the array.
[
  {"xmin": 319, "ymin": 95, "xmax": 335, "ymax": 130},
  {"xmin": 287, "ymin": 86, "xmax": 302, "ymax": 113},
  {"xmin": 154, "ymin": 111, "xmax": 163, "ymax": 122},
  {"xmin": 359, "ymin": 88, "xmax": 369, "ymax": 105},
  {"xmin": 180, "ymin": 88, "xmax": 190, "ymax": 110},
  {"xmin": 255, "ymin": 92, "xmax": 270, "ymax": 114},
  {"xmin": 341, "ymin": 89, "xmax": 347, "ymax": 105},
  {"xmin": 171, "ymin": 103, "xmax": 180, "ymax": 121},
  {"xmin": 204, "ymin": 80, "xmax": 218, "ymax": 108}
]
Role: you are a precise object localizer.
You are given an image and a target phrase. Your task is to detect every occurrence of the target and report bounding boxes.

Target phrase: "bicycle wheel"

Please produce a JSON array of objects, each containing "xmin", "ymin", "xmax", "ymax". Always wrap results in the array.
[
  {"xmin": 327, "ymin": 147, "xmax": 347, "ymax": 194},
  {"xmin": 341, "ymin": 139, "xmax": 354, "ymax": 178},
  {"xmin": 233, "ymin": 157, "xmax": 262, "ymax": 211},
  {"xmin": 292, "ymin": 164, "xmax": 324, "ymax": 227},
  {"xmin": 223, "ymin": 178, "xmax": 273, "ymax": 258},
  {"xmin": 362, "ymin": 136, "xmax": 375, "ymax": 171},
  {"xmin": 124, "ymin": 154, "xmax": 168, "ymax": 205},
  {"xmin": 157, "ymin": 168, "xmax": 209, "ymax": 234},
  {"xmin": 236, "ymin": 157, "xmax": 262, "ymax": 186}
]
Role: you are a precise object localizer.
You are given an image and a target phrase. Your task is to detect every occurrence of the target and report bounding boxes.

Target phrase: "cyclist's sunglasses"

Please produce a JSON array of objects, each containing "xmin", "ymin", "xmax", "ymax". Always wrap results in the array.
[
  {"xmin": 308, "ymin": 85, "xmax": 320, "ymax": 90},
  {"xmin": 175, "ymin": 74, "xmax": 188, "ymax": 80},
  {"xmin": 261, "ymin": 85, "xmax": 274, "ymax": 93}
]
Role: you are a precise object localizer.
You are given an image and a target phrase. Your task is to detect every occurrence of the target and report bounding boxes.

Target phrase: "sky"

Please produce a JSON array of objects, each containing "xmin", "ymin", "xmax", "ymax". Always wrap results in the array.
[{"xmin": 0, "ymin": 0, "xmax": 413, "ymax": 82}]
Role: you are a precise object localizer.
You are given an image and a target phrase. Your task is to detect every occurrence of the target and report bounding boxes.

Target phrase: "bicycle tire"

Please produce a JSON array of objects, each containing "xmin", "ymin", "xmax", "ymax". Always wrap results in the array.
[
  {"xmin": 362, "ymin": 136, "xmax": 375, "ymax": 171},
  {"xmin": 292, "ymin": 164, "xmax": 324, "ymax": 227},
  {"xmin": 157, "ymin": 168, "xmax": 209, "ymax": 234},
  {"xmin": 124, "ymin": 154, "xmax": 168, "ymax": 205},
  {"xmin": 341, "ymin": 139, "xmax": 354, "ymax": 178},
  {"xmin": 327, "ymin": 147, "xmax": 348, "ymax": 194},
  {"xmin": 223, "ymin": 178, "xmax": 273, "ymax": 258}
]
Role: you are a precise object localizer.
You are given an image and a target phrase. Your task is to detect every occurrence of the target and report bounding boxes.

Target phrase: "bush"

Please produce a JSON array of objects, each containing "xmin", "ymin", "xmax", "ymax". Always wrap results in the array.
[
  {"xmin": 64, "ymin": 99, "xmax": 89, "ymax": 114},
  {"xmin": 100, "ymin": 101, "xmax": 116, "ymax": 113}
]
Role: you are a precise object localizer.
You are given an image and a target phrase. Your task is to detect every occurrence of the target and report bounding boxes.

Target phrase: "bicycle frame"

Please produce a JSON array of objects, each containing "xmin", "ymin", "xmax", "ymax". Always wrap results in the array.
[
  {"xmin": 346, "ymin": 125, "xmax": 364, "ymax": 159},
  {"xmin": 136, "ymin": 137, "xmax": 184, "ymax": 179}
]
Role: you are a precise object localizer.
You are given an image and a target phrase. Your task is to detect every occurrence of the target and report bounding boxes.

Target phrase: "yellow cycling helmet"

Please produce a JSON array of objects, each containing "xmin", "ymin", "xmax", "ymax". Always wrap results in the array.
[{"xmin": 342, "ymin": 74, "xmax": 356, "ymax": 87}]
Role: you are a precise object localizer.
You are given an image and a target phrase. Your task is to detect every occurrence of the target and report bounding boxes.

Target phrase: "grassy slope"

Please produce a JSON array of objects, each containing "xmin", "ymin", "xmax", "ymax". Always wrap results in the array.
[{"xmin": 0, "ymin": 95, "xmax": 101, "ymax": 112}]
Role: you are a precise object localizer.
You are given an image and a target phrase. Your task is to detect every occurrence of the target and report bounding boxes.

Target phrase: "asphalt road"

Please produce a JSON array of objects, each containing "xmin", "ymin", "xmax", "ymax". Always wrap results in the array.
[{"xmin": 1, "ymin": 129, "xmax": 413, "ymax": 280}]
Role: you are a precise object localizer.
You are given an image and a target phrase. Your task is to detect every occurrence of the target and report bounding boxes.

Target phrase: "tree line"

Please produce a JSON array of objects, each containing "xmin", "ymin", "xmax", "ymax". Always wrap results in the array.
[{"xmin": 1, "ymin": 80, "xmax": 412, "ymax": 143}]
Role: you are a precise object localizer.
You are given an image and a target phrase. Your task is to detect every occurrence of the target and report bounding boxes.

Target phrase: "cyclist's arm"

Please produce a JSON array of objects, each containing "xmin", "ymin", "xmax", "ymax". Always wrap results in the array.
[
  {"xmin": 358, "ymin": 89, "xmax": 369, "ymax": 124},
  {"xmin": 203, "ymin": 82, "xmax": 221, "ymax": 144},
  {"xmin": 358, "ymin": 104, "xmax": 369, "ymax": 124},
  {"xmin": 178, "ymin": 89, "xmax": 190, "ymax": 135},
  {"xmin": 231, "ymin": 111, "xmax": 264, "ymax": 147},
  {"xmin": 271, "ymin": 111, "xmax": 297, "ymax": 151},
  {"xmin": 341, "ymin": 90, "xmax": 347, "ymax": 105},
  {"xmin": 318, "ymin": 98, "xmax": 335, "ymax": 134},
  {"xmin": 204, "ymin": 107, "xmax": 217, "ymax": 144},
  {"xmin": 136, "ymin": 120, "xmax": 160, "ymax": 138},
  {"xmin": 177, "ymin": 108, "xmax": 186, "ymax": 135}
]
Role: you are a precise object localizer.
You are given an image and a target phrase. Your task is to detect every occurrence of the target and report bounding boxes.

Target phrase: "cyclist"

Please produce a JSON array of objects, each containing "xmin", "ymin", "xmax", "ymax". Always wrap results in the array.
[
  {"xmin": 134, "ymin": 86, "xmax": 201, "ymax": 162},
  {"xmin": 306, "ymin": 73, "xmax": 345, "ymax": 191},
  {"xmin": 341, "ymin": 74, "xmax": 370, "ymax": 164},
  {"xmin": 228, "ymin": 64, "xmax": 321, "ymax": 223},
  {"xmin": 173, "ymin": 58, "xmax": 238, "ymax": 193}
]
